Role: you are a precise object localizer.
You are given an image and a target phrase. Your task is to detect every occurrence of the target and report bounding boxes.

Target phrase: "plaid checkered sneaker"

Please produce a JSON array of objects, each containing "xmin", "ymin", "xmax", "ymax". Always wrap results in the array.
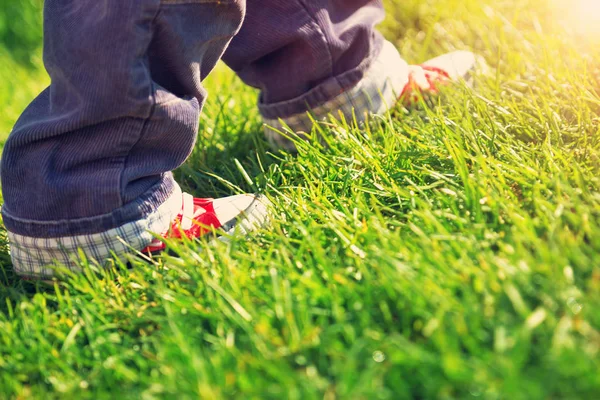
[
  {"xmin": 264, "ymin": 41, "xmax": 479, "ymax": 151},
  {"xmin": 9, "ymin": 184, "xmax": 271, "ymax": 279}
]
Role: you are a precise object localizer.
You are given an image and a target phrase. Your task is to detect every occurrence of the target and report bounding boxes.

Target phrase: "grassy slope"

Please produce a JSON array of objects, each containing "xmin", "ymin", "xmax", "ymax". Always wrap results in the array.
[{"xmin": 1, "ymin": 0, "xmax": 599, "ymax": 398}]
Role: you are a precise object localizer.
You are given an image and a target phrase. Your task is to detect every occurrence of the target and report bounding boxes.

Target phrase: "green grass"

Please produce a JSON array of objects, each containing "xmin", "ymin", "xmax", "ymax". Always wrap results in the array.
[{"xmin": 1, "ymin": 0, "xmax": 600, "ymax": 398}]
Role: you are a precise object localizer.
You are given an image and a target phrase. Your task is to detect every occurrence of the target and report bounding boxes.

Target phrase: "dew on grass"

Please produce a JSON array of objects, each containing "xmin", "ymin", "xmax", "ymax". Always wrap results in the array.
[
  {"xmin": 372, "ymin": 351, "xmax": 385, "ymax": 363},
  {"xmin": 306, "ymin": 366, "xmax": 317, "ymax": 377},
  {"xmin": 295, "ymin": 355, "xmax": 307, "ymax": 366},
  {"xmin": 469, "ymin": 385, "xmax": 482, "ymax": 397},
  {"xmin": 563, "ymin": 266, "xmax": 574, "ymax": 283},
  {"xmin": 567, "ymin": 297, "xmax": 583, "ymax": 315}
]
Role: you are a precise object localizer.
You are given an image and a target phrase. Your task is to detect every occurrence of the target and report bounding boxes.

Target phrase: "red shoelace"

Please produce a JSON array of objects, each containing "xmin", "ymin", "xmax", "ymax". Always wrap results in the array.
[
  {"xmin": 400, "ymin": 65, "xmax": 451, "ymax": 106},
  {"xmin": 142, "ymin": 193, "xmax": 222, "ymax": 253}
]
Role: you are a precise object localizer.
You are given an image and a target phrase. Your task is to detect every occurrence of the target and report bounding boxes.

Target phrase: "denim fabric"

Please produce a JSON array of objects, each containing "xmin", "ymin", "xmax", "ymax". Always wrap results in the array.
[
  {"xmin": 223, "ymin": 0, "xmax": 386, "ymax": 118},
  {"xmin": 2, "ymin": 0, "xmax": 244, "ymax": 237},
  {"xmin": 1, "ymin": 0, "xmax": 393, "ymax": 239},
  {"xmin": 264, "ymin": 41, "xmax": 409, "ymax": 151}
]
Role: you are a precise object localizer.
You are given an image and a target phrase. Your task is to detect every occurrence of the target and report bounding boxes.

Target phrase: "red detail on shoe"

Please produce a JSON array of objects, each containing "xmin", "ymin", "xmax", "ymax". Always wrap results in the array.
[
  {"xmin": 400, "ymin": 65, "xmax": 451, "ymax": 105},
  {"xmin": 141, "ymin": 197, "xmax": 223, "ymax": 254}
]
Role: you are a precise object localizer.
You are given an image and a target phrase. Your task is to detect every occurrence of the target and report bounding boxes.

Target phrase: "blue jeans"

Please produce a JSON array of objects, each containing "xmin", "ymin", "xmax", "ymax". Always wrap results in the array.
[
  {"xmin": 2, "ymin": 0, "xmax": 409, "ymax": 275},
  {"xmin": 2, "ymin": 0, "xmax": 391, "ymax": 234}
]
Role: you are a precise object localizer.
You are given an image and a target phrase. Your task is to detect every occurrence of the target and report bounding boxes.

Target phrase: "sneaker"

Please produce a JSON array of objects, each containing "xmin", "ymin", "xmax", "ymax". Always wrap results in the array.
[
  {"xmin": 263, "ymin": 48, "xmax": 483, "ymax": 152},
  {"xmin": 400, "ymin": 51, "xmax": 479, "ymax": 106},
  {"xmin": 142, "ymin": 191, "xmax": 271, "ymax": 254}
]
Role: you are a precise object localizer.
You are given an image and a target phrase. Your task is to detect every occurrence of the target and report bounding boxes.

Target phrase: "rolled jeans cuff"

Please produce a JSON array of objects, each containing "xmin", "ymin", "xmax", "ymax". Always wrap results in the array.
[
  {"xmin": 5, "ymin": 179, "xmax": 183, "ymax": 279},
  {"xmin": 262, "ymin": 41, "xmax": 409, "ymax": 150}
]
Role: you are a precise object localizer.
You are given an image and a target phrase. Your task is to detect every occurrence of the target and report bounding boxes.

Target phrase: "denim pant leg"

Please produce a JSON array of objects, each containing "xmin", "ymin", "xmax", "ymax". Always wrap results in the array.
[
  {"xmin": 1, "ymin": 0, "xmax": 245, "ymax": 277},
  {"xmin": 223, "ymin": 0, "xmax": 410, "ymax": 150}
]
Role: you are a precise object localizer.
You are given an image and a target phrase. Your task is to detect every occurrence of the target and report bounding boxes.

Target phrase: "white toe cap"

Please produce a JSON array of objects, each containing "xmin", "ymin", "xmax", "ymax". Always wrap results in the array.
[
  {"xmin": 422, "ymin": 50, "xmax": 478, "ymax": 81},
  {"xmin": 212, "ymin": 194, "xmax": 271, "ymax": 234}
]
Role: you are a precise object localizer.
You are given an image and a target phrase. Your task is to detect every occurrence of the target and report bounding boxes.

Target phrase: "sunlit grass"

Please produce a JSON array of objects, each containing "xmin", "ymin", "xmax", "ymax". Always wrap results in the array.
[
  {"xmin": 0, "ymin": 0, "xmax": 599, "ymax": 398},
  {"xmin": 0, "ymin": 49, "xmax": 47, "ymax": 143}
]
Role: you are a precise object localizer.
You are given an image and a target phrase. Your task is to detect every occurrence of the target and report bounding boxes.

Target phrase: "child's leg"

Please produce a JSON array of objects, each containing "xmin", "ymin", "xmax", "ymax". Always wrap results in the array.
[
  {"xmin": 1, "ymin": 0, "xmax": 246, "ymax": 278},
  {"xmin": 222, "ymin": 0, "xmax": 411, "ymax": 150}
]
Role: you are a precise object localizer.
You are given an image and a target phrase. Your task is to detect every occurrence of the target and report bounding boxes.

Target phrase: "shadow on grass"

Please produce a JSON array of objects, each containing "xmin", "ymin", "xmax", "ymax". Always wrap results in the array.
[{"xmin": 175, "ymin": 121, "xmax": 282, "ymax": 197}]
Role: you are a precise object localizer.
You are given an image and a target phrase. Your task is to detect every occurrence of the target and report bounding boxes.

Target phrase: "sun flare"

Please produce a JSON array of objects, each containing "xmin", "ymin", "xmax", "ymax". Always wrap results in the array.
[{"xmin": 570, "ymin": 0, "xmax": 600, "ymax": 35}]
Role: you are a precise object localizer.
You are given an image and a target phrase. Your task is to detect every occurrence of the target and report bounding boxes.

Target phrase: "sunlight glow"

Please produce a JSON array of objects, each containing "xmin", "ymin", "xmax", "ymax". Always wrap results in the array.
[{"xmin": 570, "ymin": 0, "xmax": 600, "ymax": 35}]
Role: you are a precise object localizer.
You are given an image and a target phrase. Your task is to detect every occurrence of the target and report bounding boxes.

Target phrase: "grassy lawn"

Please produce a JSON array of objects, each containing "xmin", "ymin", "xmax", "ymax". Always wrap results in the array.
[{"xmin": 1, "ymin": 0, "xmax": 599, "ymax": 398}]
